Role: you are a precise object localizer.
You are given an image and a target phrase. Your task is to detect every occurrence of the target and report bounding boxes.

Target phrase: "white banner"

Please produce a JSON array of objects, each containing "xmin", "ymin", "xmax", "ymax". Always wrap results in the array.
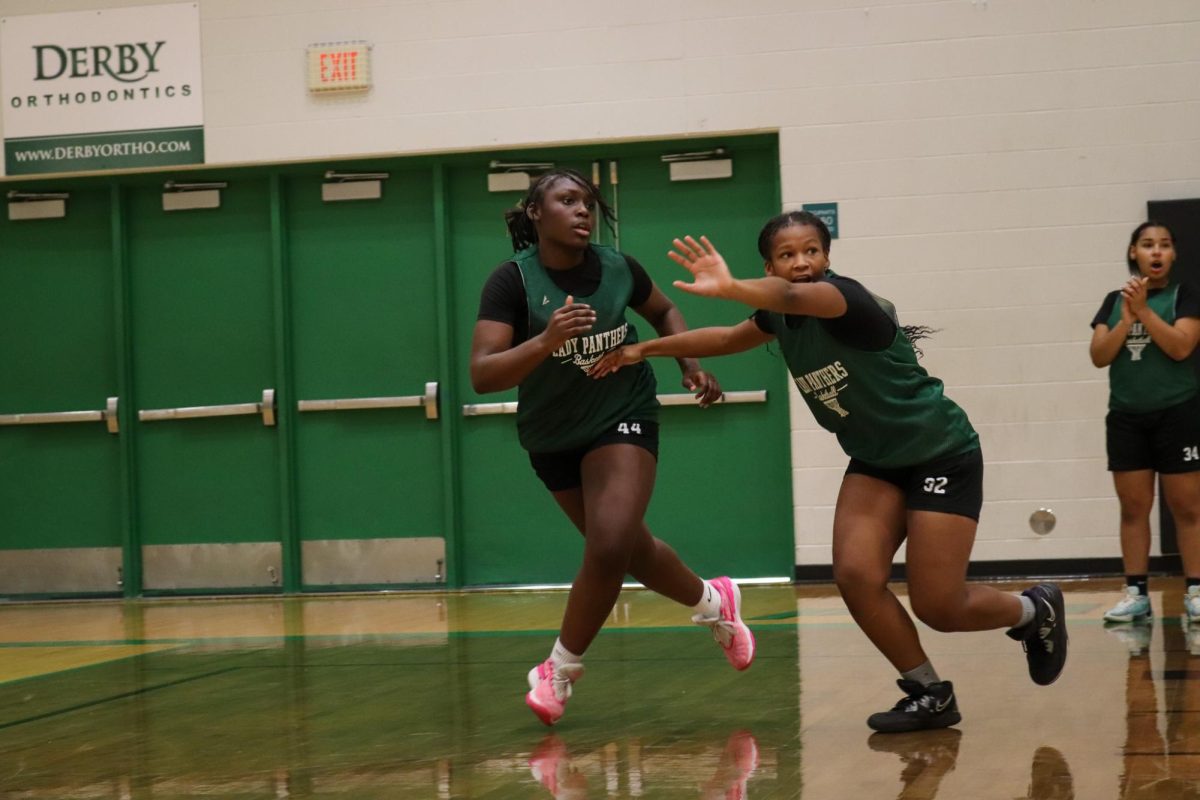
[{"xmin": 1, "ymin": 2, "xmax": 203, "ymax": 174}]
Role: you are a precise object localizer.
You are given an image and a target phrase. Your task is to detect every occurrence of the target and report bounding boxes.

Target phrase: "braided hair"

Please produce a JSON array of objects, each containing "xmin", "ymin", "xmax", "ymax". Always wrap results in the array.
[
  {"xmin": 503, "ymin": 168, "xmax": 616, "ymax": 252},
  {"xmin": 756, "ymin": 211, "xmax": 937, "ymax": 356}
]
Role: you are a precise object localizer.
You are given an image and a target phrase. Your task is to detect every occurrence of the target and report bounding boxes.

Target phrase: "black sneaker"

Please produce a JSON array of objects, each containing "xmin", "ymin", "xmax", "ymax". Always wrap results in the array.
[
  {"xmin": 1007, "ymin": 582, "xmax": 1068, "ymax": 686},
  {"xmin": 866, "ymin": 679, "xmax": 961, "ymax": 733}
]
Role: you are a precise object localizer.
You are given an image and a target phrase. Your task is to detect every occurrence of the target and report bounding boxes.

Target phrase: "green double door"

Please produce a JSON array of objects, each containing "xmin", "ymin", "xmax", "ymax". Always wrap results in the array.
[
  {"xmin": 447, "ymin": 139, "xmax": 792, "ymax": 585},
  {"xmin": 125, "ymin": 170, "xmax": 447, "ymax": 592}
]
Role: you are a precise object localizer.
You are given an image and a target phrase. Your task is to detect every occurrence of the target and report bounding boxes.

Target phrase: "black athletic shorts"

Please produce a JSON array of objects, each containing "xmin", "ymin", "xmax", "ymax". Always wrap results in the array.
[
  {"xmin": 528, "ymin": 419, "xmax": 659, "ymax": 492},
  {"xmin": 845, "ymin": 446, "xmax": 984, "ymax": 521},
  {"xmin": 1106, "ymin": 394, "xmax": 1200, "ymax": 474}
]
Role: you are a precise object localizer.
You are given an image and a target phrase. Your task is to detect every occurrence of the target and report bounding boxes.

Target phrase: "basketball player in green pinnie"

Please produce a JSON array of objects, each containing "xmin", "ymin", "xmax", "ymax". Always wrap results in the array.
[
  {"xmin": 470, "ymin": 169, "xmax": 756, "ymax": 726},
  {"xmin": 592, "ymin": 211, "xmax": 1068, "ymax": 733},
  {"xmin": 1090, "ymin": 221, "xmax": 1200, "ymax": 630}
]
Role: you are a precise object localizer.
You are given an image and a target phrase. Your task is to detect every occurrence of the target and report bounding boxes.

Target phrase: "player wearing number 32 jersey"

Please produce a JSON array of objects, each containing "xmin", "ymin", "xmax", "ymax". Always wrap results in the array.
[{"xmin": 592, "ymin": 211, "xmax": 1069, "ymax": 733}]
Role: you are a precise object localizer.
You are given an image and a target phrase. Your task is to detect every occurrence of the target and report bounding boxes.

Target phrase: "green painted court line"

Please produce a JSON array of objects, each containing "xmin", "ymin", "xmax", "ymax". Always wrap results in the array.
[{"xmin": 0, "ymin": 667, "xmax": 240, "ymax": 731}]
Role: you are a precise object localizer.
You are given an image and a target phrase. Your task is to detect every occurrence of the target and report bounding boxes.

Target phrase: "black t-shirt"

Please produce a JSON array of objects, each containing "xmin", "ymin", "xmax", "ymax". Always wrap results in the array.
[
  {"xmin": 751, "ymin": 274, "xmax": 896, "ymax": 350},
  {"xmin": 477, "ymin": 248, "xmax": 654, "ymax": 344},
  {"xmin": 1090, "ymin": 282, "xmax": 1200, "ymax": 327}
]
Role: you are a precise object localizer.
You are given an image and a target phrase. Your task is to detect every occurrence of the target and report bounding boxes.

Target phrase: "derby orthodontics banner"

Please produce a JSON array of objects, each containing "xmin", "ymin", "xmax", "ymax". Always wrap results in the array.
[{"xmin": 1, "ymin": 3, "xmax": 203, "ymax": 176}]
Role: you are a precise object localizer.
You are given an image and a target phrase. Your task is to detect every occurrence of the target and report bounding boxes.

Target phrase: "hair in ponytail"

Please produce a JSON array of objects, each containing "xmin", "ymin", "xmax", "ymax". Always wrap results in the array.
[{"xmin": 503, "ymin": 168, "xmax": 616, "ymax": 252}]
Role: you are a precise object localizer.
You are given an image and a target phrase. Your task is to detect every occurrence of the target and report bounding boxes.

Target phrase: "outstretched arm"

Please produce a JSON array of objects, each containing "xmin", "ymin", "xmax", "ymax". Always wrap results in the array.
[
  {"xmin": 590, "ymin": 319, "xmax": 772, "ymax": 378},
  {"xmin": 632, "ymin": 282, "xmax": 722, "ymax": 404},
  {"xmin": 668, "ymin": 236, "xmax": 847, "ymax": 318}
]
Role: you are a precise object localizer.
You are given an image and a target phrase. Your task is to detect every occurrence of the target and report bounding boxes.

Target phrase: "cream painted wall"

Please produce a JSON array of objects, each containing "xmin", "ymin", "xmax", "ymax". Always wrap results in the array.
[{"xmin": 2, "ymin": 0, "xmax": 1198, "ymax": 567}]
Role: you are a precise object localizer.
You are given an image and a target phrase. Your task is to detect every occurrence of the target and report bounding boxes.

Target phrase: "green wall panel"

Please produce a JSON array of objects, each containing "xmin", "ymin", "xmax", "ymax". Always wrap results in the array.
[
  {"xmin": 0, "ymin": 188, "xmax": 122, "ymax": 553},
  {"xmin": 286, "ymin": 167, "xmax": 444, "ymax": 546},
  {"xmin": 127, "ymin": 179, "xmax": 281, "ymax": 549}
]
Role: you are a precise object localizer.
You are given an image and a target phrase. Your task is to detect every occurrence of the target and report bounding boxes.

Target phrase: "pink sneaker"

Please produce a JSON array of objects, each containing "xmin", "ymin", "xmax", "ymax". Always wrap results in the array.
[
  {"xmin": 694, "ymin": 576, "xmax": 756, "ymax": 671},
  {"xmin": 525, "ymin": 659, "xmax": 584, "ymax": 726}
]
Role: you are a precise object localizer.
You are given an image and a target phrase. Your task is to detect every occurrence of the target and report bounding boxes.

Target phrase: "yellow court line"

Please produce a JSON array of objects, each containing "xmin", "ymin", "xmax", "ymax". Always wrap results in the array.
[{"xmin": 0, "ymin": 644, "xmax": 179, "ymax": 684}]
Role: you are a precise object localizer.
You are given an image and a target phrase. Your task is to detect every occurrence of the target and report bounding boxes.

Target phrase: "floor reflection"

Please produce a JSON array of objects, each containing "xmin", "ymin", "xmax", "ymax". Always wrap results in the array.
[
  {"xmin": 527, "ymin": 729, "xmax": 761, "ymax": 800},
  {"xmin": 2, "ymin": 580, "xmax": 1200, "ymax": 798},
  {"xmin": 867, "ymin": 728, "xmax": 962, "ymax": 799},
  {"xmin": 1113, "ymin": 615, "xmax": 1200, "ymax": 799}
]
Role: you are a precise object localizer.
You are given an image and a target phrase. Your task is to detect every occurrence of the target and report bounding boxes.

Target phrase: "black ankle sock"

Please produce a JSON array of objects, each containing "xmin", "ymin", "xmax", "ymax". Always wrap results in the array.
[{"xmin": 1126, "ymin": 575, "xmax": 1148, "ymax": 596}]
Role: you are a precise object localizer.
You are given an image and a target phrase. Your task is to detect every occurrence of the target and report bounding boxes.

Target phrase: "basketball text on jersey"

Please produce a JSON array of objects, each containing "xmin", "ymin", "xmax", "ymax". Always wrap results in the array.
[
  {"xmin": 552, "ymin": 322, "xmax": 630, "ymax": 371},
  {"xmin": 793, "ymin": 360, "xmax": 851, "ymax": 418}
]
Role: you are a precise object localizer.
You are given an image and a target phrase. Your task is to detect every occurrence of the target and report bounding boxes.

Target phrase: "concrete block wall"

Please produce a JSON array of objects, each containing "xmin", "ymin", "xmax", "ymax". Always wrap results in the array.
[{"xmin": 2, "ymin": 0, "xmax": 1197, "ymax": 568}]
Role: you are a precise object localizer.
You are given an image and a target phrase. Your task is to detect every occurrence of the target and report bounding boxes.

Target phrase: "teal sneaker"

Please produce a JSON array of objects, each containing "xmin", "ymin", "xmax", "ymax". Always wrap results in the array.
[
  {"xmin": 1103, "ymin": 586, "xmax": 1152, "ymax": 623},
  {"xmin": 1185, "ymin": 585, "xmax": 1200, "ymax": 626}
]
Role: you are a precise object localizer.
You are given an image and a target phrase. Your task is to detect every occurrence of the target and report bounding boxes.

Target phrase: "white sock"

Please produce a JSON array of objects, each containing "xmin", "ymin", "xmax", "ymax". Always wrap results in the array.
[
  {"xmin": 1015, "ymin": 594, "xmax": 1036, "ymax": 629},
  {"xmin": 550, "ymin": 638, "xmax": 582, "ymax": 669},
  {"xmin": 692, "ymin": 579, "xmax": 722, "ymax": 619},
  {"xmin": 901, "ymin": 660, "xmax": 941, "ymax": 687}
]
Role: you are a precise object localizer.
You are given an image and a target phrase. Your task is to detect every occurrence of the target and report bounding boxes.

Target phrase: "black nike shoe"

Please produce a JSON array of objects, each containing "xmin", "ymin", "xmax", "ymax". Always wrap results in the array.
[
  {"xmin": 866, "ymin": 679, "xmax": 961, "ymax": 733},
  {"xmin": 1007, "ymin": 582, "xmax": 1068, "ymax": 686}
]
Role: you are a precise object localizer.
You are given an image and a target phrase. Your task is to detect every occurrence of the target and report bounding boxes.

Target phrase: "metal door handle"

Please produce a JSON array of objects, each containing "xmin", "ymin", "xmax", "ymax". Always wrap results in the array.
[
  {"xmin": 139, "ymin": 388, "xmax": 276, "ymax": 426},
  {"xmin": 0, "ymin": 396, "xmax": 121, "ymax": 434},
  {"xmin": 461, "ymin": 400, "xmax": 519, "ymax": 417},
  {"xmin": 657, "ymin": 390, "xmax": 767, "ymax": 406},
  {"xmin": 462, "ymin": 389, "xmax": 767, "ymax": 416},
  {"xmin": 298, "ymin": 381, "xmax": 439, "ymax": 420}
]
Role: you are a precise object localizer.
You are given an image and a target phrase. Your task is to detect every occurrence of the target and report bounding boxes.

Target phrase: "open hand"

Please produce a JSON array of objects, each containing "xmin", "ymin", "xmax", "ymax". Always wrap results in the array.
[{"xmin": 668, "ymin": 235, "xmax": 735, "ymax": 298}]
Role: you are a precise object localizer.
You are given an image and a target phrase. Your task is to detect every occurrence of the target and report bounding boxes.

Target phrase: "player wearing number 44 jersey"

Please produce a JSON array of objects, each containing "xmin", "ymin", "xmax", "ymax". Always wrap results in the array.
[
  {"xmin": 470, "ymin": 169, "xmax": 755, "ymax": 727},
  {"xmin": 592, "ymin": 211, "xmax": 1068, "ymax": 734},
  {"xmin": 1090, "ymin": 221, "xmax": 1200, "ymax": 628}
]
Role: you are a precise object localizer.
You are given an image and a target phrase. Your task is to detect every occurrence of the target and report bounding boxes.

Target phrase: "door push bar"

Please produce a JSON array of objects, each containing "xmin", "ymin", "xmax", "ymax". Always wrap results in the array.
[
  {"xmin": 138, "ymin": 389, "xmax": 276, "ymax": 426},
  {"xmin": 462, "ymin": 389, "xmax": 767, "ymax": 416},
  {"xmin": 297, "ymin": 382, "xmax": 439, "ymax": 421},
  {"xmin": 0, "ymin": 396, "xmax": 122, "ymax": 434}
]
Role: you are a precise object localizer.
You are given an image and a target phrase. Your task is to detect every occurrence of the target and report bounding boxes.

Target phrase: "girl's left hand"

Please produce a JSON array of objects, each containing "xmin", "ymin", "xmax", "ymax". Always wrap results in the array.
[
  {"xmin": 1122, "ymin": 276, "xmax": 1150, "ymax": 316},
  {"xmin": 683, "ymin": 367, "xmax": 723, "ymax": 408},
  {"xmin": 669, "ymin": 236, "xmax": 735, "ymax": 298}
]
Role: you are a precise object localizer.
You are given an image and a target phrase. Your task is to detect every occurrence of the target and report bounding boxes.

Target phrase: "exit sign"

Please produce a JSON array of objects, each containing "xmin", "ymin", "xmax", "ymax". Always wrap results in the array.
[{"xmin": 307, "ymin": 41, "xmax": 371, "ymax": 93}]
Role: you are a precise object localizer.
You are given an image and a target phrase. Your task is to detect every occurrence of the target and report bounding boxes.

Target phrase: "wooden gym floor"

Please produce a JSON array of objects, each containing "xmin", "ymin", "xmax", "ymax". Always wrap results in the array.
[{"xmin": 0, "ymin": 576, "xmax": 1197, "ymax": 798}]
